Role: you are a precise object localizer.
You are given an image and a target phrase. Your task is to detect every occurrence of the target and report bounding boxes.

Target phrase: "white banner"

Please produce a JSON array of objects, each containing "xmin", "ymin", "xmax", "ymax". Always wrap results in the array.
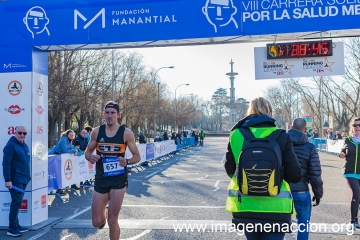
[
  {"xmin": 0, "ymin": 72, "xmax": 32, "ymax": 192},
  {"xmin": 254, "ymin": 42, "xmax": 345, "ymax": 80},
  {"xmin": 138, "ymin": 144, "xmax": 147, "ymax": 164},
  {"xmin": 31, "ymin": 72, "xmax": 48, "ymax": 191},
  {"xmin": 61, "ymin": 154, "xmax": 77, "ymax": 187},
  {"xmin": 326, "ymin": 139, "xmax": 345, "ymax": 153},
  {"xmin": 0, "ymin": 192, "xmax": 32, "ymax": 227},
  {"xmin": 31, "ymin": 188, "xmax": 48, "ymax": 225}
]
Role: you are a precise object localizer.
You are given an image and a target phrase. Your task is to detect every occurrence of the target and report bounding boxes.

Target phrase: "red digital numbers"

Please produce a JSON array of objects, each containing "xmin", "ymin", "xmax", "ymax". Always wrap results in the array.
[
  {"xmin": 267, "ymin": 40, "xmax": 332, "ymax": 59},
  {"xmin": 291, "ymin": 44, "xmax": 298, "ymax": 56},
  {"xmin": 321, "ymin": 42, "xmax": 330, "ymax": 54},
  {"xmin": 299, "ymin": 44, "xmax": 306, "ymax": 56}
]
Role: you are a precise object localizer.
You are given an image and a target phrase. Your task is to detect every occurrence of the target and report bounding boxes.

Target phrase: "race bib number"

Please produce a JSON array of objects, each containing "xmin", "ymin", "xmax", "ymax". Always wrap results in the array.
[{"xmin": 102, "ymin": 157, "xmax": 125, "ymax": 177}]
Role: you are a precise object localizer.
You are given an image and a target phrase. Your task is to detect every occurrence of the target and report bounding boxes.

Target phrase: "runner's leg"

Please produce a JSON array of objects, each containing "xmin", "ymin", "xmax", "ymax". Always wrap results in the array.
[
  {"xmin": 108, "ymin": 188, "xmax": 126, "ymax": 240},
  {"xmin": 91, "ymin": 191, "xmax": 110, "ymax": 228}
]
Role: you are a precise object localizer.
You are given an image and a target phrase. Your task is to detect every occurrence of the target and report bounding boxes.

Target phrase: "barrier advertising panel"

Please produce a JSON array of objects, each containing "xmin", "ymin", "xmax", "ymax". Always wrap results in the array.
[{"xmin": 48, "ymin": 155, "xmax": 62, "ymax": 192}]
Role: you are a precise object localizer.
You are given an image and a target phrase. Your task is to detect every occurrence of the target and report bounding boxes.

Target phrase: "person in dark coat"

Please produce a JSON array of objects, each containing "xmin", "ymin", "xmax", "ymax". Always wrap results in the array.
[
  {"xmin": 313, "ymin": 129, "xmax": 319, "ymax": 138},
  {"xmin": 162, "ymin": 132, "xmax": 169, "ymax": 141},
  {"xmin": 340, "ymin": 117, "xmax": 360, "ymax": 229},
  {"xmin": 288, "ymin": 118, "xmax": 323, "ymax": 240},
  {"xmin": 138, "ymin": 131, "xmax": 147, "ymax": 144},
  {"xmin": 224, "ymin": 97, "xmax": 302, "ymax": 239},
  {"xmin": 74, "ymin": 129, "xmax": 89, "ymax": 151},
  {"xmin": 170, "ymin": 132, "xmax": 177, "ymax": 144},
  {"xmin": 2, "ymin": 126, "xmax": 31, "ymax": 237}
]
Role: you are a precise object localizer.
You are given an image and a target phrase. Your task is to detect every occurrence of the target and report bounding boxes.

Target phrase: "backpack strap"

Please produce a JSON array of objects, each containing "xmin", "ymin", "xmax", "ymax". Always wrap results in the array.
[
  {"xmin": 266, "ymin": 129, "xmax": 284, "ymax": 141},
  {"xmin": 239, "ymin": 127, "xmax": 255, "ymax": 140}
]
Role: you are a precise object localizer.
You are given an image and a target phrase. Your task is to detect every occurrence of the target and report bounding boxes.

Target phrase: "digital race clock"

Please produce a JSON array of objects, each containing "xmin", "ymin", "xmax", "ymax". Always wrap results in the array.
[{"xmin": 267, "ymin": 40, "xmax": 333, "ymax": 59}]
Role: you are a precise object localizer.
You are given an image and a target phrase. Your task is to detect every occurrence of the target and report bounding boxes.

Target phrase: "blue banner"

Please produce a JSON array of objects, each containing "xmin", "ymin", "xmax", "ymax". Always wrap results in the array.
[
  {"xmin": 1, "ymin": 0, "xmax": 358, "ymax": 47},
  {"xmin": 0, "ymin": 47, "xmax": 32, "ymax": 73},
  {"xmin": 146, "ymin": 143, "xmax": 154, "ymax": 161},
  {"xmin": 32, "ymin": 48, "xmax": 48, "ymax": 75},
  {"xmin": 48, "ymin": 155, "xmax": 62, "ymax": 192}
]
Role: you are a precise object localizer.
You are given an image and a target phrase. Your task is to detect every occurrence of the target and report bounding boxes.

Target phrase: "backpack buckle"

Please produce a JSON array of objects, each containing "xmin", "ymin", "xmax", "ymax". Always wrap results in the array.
[{"xmin": 238, "ymin": 193, "xmax": 242, "ymax": 203}]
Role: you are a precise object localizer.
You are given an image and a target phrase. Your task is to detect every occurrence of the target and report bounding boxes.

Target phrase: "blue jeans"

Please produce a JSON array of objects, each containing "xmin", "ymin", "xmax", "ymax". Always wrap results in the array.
[
  {"xmin": 292, "ymin": 191, "xmax": 312, "ymax": 240},
  {"xmin": 244, "ymin": 232, "xmax": 285, "ymax": 240},
  {"xmin": 9, "ymin": 183, "xmax": 27, "ymax": 230}
]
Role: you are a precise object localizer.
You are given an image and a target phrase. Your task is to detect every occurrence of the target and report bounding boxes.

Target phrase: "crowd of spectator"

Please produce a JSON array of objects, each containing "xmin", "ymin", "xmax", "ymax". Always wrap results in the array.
[
  {"xmin": 304, "ymin": 128, "xmax": 349, "ymax": 140},
  {"xmin": 49, "ymin": 126, "xmax": 93, "ymax": 196}
]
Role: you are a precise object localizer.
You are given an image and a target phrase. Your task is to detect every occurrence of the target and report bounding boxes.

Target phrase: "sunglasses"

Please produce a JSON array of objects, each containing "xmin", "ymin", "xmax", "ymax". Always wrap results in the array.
[
  {"xmin": 17, "ymin": 132, "xmax": 27, "ymax": 135},
  {"xmin": 353, "ymin": 124, "xmax": 360, "ymax": 127}
]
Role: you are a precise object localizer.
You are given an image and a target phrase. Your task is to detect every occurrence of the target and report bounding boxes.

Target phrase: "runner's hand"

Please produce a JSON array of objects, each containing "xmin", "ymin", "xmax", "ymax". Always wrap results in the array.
[
  {"xmin": 118, "ymin": 156, "xmax": 127, "ymax": 167},
  {"xmin": 5, "ymin": 181, "xmax": 12, "ymax": 189},
  {"xmin": 89, "ymin": 154, "xmax": 100, "ymax": 164},
  {"xmin": 339, "ymin": 152, "xmax": 346, "ymax": 158}
]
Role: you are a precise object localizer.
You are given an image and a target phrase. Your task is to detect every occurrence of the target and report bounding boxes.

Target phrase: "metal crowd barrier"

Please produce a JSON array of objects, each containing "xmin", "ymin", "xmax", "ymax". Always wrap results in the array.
[{"xmin": 47, "ymin": 138, "xmax": 197, "ymax": 202}]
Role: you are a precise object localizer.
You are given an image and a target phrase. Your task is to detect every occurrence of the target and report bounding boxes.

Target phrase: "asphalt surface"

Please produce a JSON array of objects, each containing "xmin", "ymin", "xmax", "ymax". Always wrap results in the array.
[{"xmin": 0, "ymin": 137, "xmax": 359, "ymax": 239}]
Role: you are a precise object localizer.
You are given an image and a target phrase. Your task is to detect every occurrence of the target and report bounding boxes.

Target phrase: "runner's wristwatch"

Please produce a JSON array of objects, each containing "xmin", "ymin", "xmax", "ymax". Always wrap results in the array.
[{"xmin": 126, "ymin": 159, "xmax": 131, "ymax": 165}]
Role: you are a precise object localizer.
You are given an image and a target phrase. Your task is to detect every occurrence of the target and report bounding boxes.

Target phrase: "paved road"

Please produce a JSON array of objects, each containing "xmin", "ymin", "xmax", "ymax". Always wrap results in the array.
[{"xmin": 0, "ymin": 137, "xmax": 359, "ymax": 239}]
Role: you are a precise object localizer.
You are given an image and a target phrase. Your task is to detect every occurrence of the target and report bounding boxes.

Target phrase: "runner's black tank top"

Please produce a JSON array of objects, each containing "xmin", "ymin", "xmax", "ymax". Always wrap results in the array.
[{"xmin": 95, "ymin": 124, "xmax": 127, "ymax": 180}]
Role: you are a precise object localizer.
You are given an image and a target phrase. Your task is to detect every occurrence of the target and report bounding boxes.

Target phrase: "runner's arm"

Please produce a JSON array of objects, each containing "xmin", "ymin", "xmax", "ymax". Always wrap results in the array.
[
  {"xmin": 124, "ymin": 128, "xmax": 141, "ymax": 165},
  {"xmin": 85, "ymin": 128, "xmax": 101, "ymax": 164}
]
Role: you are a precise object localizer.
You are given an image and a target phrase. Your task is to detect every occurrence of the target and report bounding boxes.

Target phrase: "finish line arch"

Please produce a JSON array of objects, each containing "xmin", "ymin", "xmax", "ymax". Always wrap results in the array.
[{"xmin": 0, "ymin": 0, "xmax": 359, "ymax": 227}]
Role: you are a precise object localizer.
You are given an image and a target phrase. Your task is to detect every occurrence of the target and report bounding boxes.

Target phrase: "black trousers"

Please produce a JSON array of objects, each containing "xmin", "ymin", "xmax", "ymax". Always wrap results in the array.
[{"xmin": 9, "ymin": 183, "xmax": 27, "ymax": 230}]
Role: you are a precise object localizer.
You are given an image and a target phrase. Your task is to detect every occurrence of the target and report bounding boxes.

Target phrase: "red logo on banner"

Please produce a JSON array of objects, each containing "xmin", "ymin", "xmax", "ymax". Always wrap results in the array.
[
  {"xmin": 20, "ymin": 199, "xmax": 28, "ymax": 210},
  {"xmin": 8, "ymin": 80, "xmax": 22, "ymax": 96},
  {"xmin": 36, "ymin": 126, "xmax": 43, "ymax": 134},
  {"xmin": 5, "ymin": 105, "xmax": 24, "ymax": 114},
  {"xmin": 64, "ymin": 159, "xmax": 73, "ymax": 180},
  {"xmin": 36, "ymin": 105, "xmax": 44, "ymax": 114},
  {"xmin": 41, "ymin": 195, "xmax": 46, "ymax": 205},
  {"xmin": 7, "ymin": 126, "xmax": 15, "ymax": 135}
]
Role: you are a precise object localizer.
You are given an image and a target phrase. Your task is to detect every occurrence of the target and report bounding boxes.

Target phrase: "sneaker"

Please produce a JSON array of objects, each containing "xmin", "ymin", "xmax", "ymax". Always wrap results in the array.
[
  {"xmin": 17, "ymin": 226, "xmax": 29, "ymax": 233},
  {"xmin": 349, "ymin": 221, "xmax": 358, "ymax": 231},
  {"xmin": 7, "ymin": 228, "xmax": 22, "ymax": 237},
  {"xmin": 355, "ymin": 222, "xmax": 360, "ymax": 229}
]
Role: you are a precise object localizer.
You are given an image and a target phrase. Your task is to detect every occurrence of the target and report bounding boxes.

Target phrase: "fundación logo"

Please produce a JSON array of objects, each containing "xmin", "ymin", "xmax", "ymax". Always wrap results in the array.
[
  {"xmin": 3, "ymin": 63, "xmax": 27, "ymax": 69},
  {"xmin": 202, "ymin": 0, "xmax": 238, "ymax": 33},
  {"xmin": 8, "ymin": 80, "xmax": 22, "ymax": 96},
  {"xmin": 23, "ymin": 6, "xmax": 50, "ymax": 39},
  {"xmin": 74, "ymin": 8, "xmax": 105, "ymax": 29}
]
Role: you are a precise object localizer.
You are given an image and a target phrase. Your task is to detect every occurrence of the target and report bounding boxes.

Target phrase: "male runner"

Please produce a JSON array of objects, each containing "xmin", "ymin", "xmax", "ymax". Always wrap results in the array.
[{"xmin": 85, "ymin": 101, "xmax": 141, "ymax": 240}]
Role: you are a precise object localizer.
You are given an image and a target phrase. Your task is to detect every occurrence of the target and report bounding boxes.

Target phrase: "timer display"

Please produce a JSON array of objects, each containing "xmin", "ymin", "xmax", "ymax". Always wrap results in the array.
[{"xmin": 267, "ymin": 40, "xmax": 332, "ymax": 59}]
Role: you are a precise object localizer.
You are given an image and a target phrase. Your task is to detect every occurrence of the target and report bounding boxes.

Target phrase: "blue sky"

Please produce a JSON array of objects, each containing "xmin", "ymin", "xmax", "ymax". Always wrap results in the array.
[{"xmin": 134, "ymin": 42, "xmax": 281, "ymax": 102}]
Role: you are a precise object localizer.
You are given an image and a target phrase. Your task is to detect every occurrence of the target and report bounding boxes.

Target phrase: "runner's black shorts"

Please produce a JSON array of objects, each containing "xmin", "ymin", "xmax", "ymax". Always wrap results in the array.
[{"xmin": 94, "ymin": 176, "xmax": 128, "ymax": 194}]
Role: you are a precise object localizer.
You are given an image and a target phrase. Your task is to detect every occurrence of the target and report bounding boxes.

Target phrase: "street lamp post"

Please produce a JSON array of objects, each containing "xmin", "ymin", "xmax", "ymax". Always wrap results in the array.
[
  {"xmin": 152, "ymin": 66, "xmax": 174, "ymax": 138},
  {"xmin": 175, "ymin": 84, "xmax": 190, "ymax": 133},
  {"xmin": 112, "ymin": 49, "xmax": 115, "ymax": 101},
  {"xmin": 157, "ymin": 82, "xmax": 161, "ymax": 133}
]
